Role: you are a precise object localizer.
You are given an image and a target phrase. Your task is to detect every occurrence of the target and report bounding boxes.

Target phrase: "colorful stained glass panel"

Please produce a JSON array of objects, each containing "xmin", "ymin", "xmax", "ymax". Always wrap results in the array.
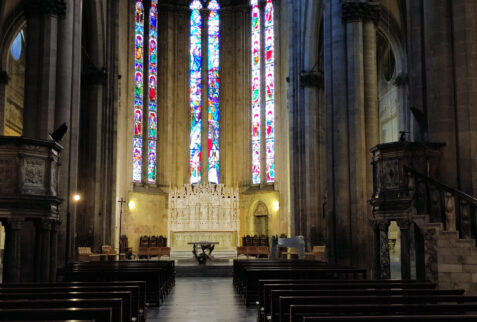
[
  {"xmin": 251, "ymin": 0, "xmax": 261, "ymax": 184},
  {"xmin": 133, "ymin": 0, "xmax": 144, "ymax": 183},
  {"xmin": 264, "ymin": 0, "xmax": 275, "ymax": 183}
]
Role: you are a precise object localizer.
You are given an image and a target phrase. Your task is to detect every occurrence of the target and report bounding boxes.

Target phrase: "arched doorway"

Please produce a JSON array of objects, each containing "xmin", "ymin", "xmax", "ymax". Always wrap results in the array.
[{"xmin": 253, "ymin": 202, "xmax": 269, "ymax": 236}]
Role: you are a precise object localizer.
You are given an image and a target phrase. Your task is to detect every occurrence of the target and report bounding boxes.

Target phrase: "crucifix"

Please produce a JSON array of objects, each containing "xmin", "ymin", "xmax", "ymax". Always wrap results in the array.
[{"xmin": 118, "ymin": 197, "xmax": 127, "ymax": 248}]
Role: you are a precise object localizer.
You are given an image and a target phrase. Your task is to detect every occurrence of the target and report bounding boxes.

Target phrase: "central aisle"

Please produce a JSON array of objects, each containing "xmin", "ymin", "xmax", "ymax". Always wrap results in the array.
[{"xmin": 146, "ymin": 277, "xmax": 257, "ymax": 322}]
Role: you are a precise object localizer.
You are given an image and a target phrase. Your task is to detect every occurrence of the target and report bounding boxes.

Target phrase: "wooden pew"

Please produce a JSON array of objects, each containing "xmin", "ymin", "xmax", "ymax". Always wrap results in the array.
[
  {"xmin": 0, "ymin": 281, "xmax": 146, "ymax": 318},
  {"xmin": 0, "ymin": 307, "xmax": 113, "ymax": 322},
  {"xmin": 0, "ymin": 298, "xmax": 123, "ymax": 322},
  {"xmin": 269, "ymin": 289, "xmax": 465, "ymax": 322},
  {"xmin": 259, "ymin": 282, "xmax": 440, "ymax": 321},
  {"xmin": 62, "ymin": 260, "xmax": 175, "ymax": 306},
  {"xmin": 302, "ymin": 315, "xmax": 477, "ymax": 321},
  {"xmin": 258, "ymin": 280, "xmax": 435, "ymax": 308},
  {"xmin": 0, "ymin": 285, "xmax": 140, "ymax": 321},
  {"xmin": 0, "ymin": 291, "xmax": 133, "ymax": 322},
  {"xmin": 290, "ymin": 303, "xmax": 477, "ymax": 322},
  {"xmin": 240, "ymin": 267, "xmax": 366, "ymax": 304},
  {"xmin": 278, "ymin": 295, "xmax": 477, "ymax": 322}
]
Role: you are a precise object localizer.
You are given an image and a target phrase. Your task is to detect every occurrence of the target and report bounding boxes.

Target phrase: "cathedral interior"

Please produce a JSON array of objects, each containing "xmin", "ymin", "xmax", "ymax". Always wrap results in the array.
[{"xmin": 1, "ymin": 0, "xmax": 477, "ymax": 320}]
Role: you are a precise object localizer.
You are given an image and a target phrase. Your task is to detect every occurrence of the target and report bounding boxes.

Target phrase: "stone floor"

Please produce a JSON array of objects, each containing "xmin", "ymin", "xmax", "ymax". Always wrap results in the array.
[{"xmin": 146, "ymin": 277, "xmax": 256, "ymax": 322}]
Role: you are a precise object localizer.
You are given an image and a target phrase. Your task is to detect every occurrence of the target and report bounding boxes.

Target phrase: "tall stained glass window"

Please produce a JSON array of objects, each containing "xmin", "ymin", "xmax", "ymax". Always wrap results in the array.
[
  {"xmin": 133, "ymin": 0, "xmax": 158, "ymax": 184},
  {"xmin": 189, "ymin": 0, "xmax": 203, "ymax": 184},
  {"xmin": 251, "ymin": 0, "xmax": 275, "ymax": 184},
  {"xmin": 207, "ymin": 0, "xmax": 220, "ymax": 184},
  {"xmin": 251, "ymin": 0, "xmax": 261, "ymax": 184},
  {"xmin": 189, "ymin": 0, "xmax": 221, "ymax": 184}
]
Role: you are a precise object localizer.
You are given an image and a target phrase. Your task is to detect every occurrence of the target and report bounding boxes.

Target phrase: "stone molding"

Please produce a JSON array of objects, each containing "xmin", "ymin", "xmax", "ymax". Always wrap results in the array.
[
  {"xmin": 23, "ymin": 0, "xmax": 67, "ymax": 17},
  {"xmin": 342, "ymin": 1, "xmax": 380, "ymax": 24}
]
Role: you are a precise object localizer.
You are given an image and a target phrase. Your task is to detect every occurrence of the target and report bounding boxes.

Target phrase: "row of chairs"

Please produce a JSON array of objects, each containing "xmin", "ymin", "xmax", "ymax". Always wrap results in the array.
[
  {"xmin": 139, "ymin": 235, "xmax": 168, "ymax": 247},
  {"xmin": 237, "ymin": 246, "xmax": 269, "ymax": 258},
  {"xmin": 242, "ymin": 235, "xmax": 269, "ymax": 247}
]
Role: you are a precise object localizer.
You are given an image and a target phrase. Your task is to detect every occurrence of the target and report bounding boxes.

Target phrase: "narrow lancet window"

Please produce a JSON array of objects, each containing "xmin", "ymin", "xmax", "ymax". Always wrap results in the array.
[
  {"xmin": 189, "ymin": 0, "xmax": 203, "ymax": 184},
  {"xmin": 133, "ymin": 0, "xmax": 145, "ymax": 183},
  {"xmin": 251, "ymin": 0, "xmax": 261, "ymax": 184},
  {"xmin": 207, "ymin": 0, "xmax": 220, "ymax": 184}
]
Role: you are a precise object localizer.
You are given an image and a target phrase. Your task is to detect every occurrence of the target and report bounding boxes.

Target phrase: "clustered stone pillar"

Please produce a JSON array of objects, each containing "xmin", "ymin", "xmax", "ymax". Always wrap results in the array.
[
  {"xmin": 23, "ymin": 0, "xmax": 66, "ymax": 140},
  {"xmin": 35, "ymin": 219, "xmax": 52, "ymax": 282},
  {"xmin": 377, "ymin": 220, "xmax": 390, "ymax": 279},
  {"xmin": 3, "ymin": 219, "xmax": 24, "ymax": 283},
  {"xmin": 397, "ymin": 219, "xmax": 411, "ymax": 279}
]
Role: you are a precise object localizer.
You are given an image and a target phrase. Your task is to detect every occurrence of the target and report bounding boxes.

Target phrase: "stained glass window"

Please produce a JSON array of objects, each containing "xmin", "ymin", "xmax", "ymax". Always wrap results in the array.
[
  {"xmin": 251, "ymin": 0, "xmax": 261, "ymax": 184},
  {"xmin": 207, "ymin": 0, "xmax": 220, "ymax": 184},
  {"xmin": 251, "ymin": 0, "xmax": 275, "ymax": 184},
  {"xmin": 264, "ymin": 0, "xmax": 275, "ymax": 182},
  {"xmin": 133, "ymin": 0, "xmax": 145, "ymax": 183},
  {"xmin": 133, "ymin": 0, "xmax": 158, "ymax": 184},
  {"xmin": 148, "ymin": 0, "xmax": 158, "ymax": 183},
  {"xmin": 189, "ymin": 0, "xmax": 203, "ymax": 184}
]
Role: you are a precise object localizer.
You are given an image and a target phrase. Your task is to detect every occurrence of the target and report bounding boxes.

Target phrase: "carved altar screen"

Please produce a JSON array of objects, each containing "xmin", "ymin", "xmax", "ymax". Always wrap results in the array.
[{"xmin": 168, "ymin": 184, "xmax": 239, "ymax": 250}]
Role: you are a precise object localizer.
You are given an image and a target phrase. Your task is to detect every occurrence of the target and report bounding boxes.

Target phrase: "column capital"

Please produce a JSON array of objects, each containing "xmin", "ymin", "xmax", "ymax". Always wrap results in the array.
[
  {"xmin": 342, "ymin": 1, "xmax": 380, "ymax": 24},
  {"xmin": 37, "ymin": 218, "xmax": 53, "ymax": 231},
  {"xmin": 23, "ymin": 0, "xmax": 67, "ymax": 18},
  {"xmin": 8, "ymin": 218, "xmax": 25, "ymax": 230},
  {"xmin": 396, "ymin": 218, "xmax": 411, "ymax": 230}
]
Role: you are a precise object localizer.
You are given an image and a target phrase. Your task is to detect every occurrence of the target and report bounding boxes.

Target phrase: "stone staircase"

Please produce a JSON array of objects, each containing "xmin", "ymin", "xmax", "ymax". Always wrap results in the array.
[{"xmin": 415, "ymin": 215, "xmax": 477, "ymax": 295}]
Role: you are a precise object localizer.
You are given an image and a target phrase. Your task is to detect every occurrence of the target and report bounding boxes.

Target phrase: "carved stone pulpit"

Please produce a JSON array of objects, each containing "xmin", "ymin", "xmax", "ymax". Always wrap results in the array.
[
  {"xmin": 369, "ymin": 141, "xmax": 443, "ymax": 280},
  {"xmin": 0, "ymin": 137, "xmax": 63, "ymax": 282}
]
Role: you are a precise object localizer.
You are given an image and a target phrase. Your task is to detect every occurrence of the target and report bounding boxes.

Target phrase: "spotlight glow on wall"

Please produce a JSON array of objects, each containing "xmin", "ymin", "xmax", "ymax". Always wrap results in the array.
[
  {"xmin": 73, "ymin": 194, "xmax": 81, "ymax": 202},
  {"xmin": 128, "ymin": 201, "xmax": 136, "ymax": 210},
  {"xmin": 273, "ymin": 200, "xmax": 279, "ymax": 211}
]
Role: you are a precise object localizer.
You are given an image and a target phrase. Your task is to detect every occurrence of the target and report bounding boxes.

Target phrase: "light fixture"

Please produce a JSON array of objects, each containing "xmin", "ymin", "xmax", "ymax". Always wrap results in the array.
[
  {"xmin": 73, "ymin": 194, "xmax": 81, "ymax": 202},
  {"xmin": 128, "ymin": 201, "xmax": 135, "ymax": 210},
  {"xmin": 273, "ymin": 200, "xmax": 279, "ymax": 211}
]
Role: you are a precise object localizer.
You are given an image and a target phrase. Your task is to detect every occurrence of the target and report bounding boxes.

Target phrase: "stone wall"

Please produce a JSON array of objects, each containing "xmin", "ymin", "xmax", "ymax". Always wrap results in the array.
[{"xmin": 437, "ymin": 230, "xmax": 477, "ymax": 295}]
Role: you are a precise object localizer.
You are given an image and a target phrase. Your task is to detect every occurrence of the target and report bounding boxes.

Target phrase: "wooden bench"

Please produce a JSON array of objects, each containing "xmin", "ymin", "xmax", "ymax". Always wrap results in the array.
[
  {"xmin": 259, "ymin": 282, "xmax": 439, "ymax": 321},
  {"xmin": 0, "ymin": 290, "xmax": 133, "ymax": 322},
  {"xmin": 62, "ymin": 260, "xmax": 175, "ymax": 306},
  {"xmin": 0, "ymin": 284, "xmax": 141, "ymax": 321},
  {"xmin": 0, "ymin": 307, "xmax": 113, "ymax": 321},
  {"xmin": 269, "ymin": 289, "xmax": 465, "ymax": 322},
  {"xmin": 278, "ymin": 295, "xmax": 477, "ymax": 322},
  {"xmin": 302, "ymin": 315, "xmax": 477, "ymax": 321},
  {"xmin": 290, "ymin": 303, "xmax": 477, "ymax": 322},
  {"xmin": 0, "ymin": 298, "xmax": 123, "ymax": 322}
]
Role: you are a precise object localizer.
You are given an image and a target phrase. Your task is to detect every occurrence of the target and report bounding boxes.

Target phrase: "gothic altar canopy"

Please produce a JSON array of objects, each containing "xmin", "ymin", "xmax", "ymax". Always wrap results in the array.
[{"xmin": 168, "ymin": 184, "xmax": 240, "ymax": 251}]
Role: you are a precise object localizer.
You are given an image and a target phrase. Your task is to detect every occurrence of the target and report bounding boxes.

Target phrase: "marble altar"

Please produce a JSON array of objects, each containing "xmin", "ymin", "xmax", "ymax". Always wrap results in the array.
[{"xmin": 168, "ymin": 184, "xmax": 240, "ymax": 251}]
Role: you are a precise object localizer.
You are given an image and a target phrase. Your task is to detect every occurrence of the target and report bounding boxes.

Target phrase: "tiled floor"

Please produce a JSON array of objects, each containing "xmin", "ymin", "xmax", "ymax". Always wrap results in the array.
[{"xmin": 146, "ymin": 277, "xmax": 256, "ymax": 322}]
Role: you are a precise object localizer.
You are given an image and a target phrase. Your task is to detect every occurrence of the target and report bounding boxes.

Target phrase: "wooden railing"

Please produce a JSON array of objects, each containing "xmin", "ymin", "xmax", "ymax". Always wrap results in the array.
[{"xmin": 405, "ymin": 166, "xmax": 477, "ymax": 243}]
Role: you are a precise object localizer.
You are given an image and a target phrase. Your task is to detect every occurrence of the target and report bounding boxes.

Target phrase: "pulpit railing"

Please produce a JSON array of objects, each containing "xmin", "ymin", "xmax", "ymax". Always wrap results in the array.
[{"xmin": 405, "ymin": 166, "xmax": 477, "ymax": 244}]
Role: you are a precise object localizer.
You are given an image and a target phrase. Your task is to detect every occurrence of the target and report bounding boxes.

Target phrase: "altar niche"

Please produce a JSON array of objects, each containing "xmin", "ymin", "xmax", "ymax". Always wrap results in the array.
[{"xmin": 168, "ymin": 184, "xmax": 240, "ymax": 251}]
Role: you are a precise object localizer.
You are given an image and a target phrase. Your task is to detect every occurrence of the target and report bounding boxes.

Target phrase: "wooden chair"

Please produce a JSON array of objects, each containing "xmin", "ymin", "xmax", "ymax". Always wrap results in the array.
[
  {"xmin": 148, "ymin": 246, "xmax": 161, "ymax": 258},
  {"xmin": 139, "ymin": 235, "xmax": 149, "ymax": 247},
  {"xmin": 257, "ymin": 246, "xmax": 269, "ymax": 258},
  {"xmin": 137, "ymin": 246, "xmax": 148, "ymax": 259},
  {"xmin": 237, "ymin": 246, "xmax": 247, "ymax": 258},
  {"xmin": 158, "ymin": 247, "xmax": 171, "ymax": 259},
  {"xmin": 246, "ymin": 246, "xmax": 259, "ymax": 258},
  {"xmin": 149, "ymin": 236, "xmax": 157, "ymax": 248},
  {"xmin": 77, "ymin": 247, "xmax": 96, "ymax": 262}
]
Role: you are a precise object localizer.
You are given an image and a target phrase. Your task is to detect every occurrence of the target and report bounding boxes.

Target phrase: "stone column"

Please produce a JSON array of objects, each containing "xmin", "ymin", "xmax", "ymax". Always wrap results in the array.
[
  {"xmin": 378, "ymin": 220, "xmax": 390, "ymax": 279},
  {"xmin": 371, "ymin": 220, "xmax": 381, "ymax": 279},
  {"xmin": 397, "ymin": 219, "xmax": 411, "ymax": 279},
  {"xmin": 423, "ymin": 0, "xmax": 458, "ymax": 187},
  {"xmin": 50, "ymin": 220, "xmax": 59, "ymax": 282},
  {"xmin": 363, "ymin": 4, "xmax": 379, "ymax": 194},
  {"xmin": 22, "ymin": 0, "xmax": 66, "ymax": 140},
  {"xmin": 324, "ymin": 0, "xmax": 350, "ymax": 265},
  {"xmin": 55, "ymin": 0, "xmax": 83, "ymax": 264},
  {"xmin": 35, "ymin": 219, "xmax": 52, "ymax": 282},
  {"xmin": 3, "ymin": 218, "xmax": 24, "ymax": 283}
]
